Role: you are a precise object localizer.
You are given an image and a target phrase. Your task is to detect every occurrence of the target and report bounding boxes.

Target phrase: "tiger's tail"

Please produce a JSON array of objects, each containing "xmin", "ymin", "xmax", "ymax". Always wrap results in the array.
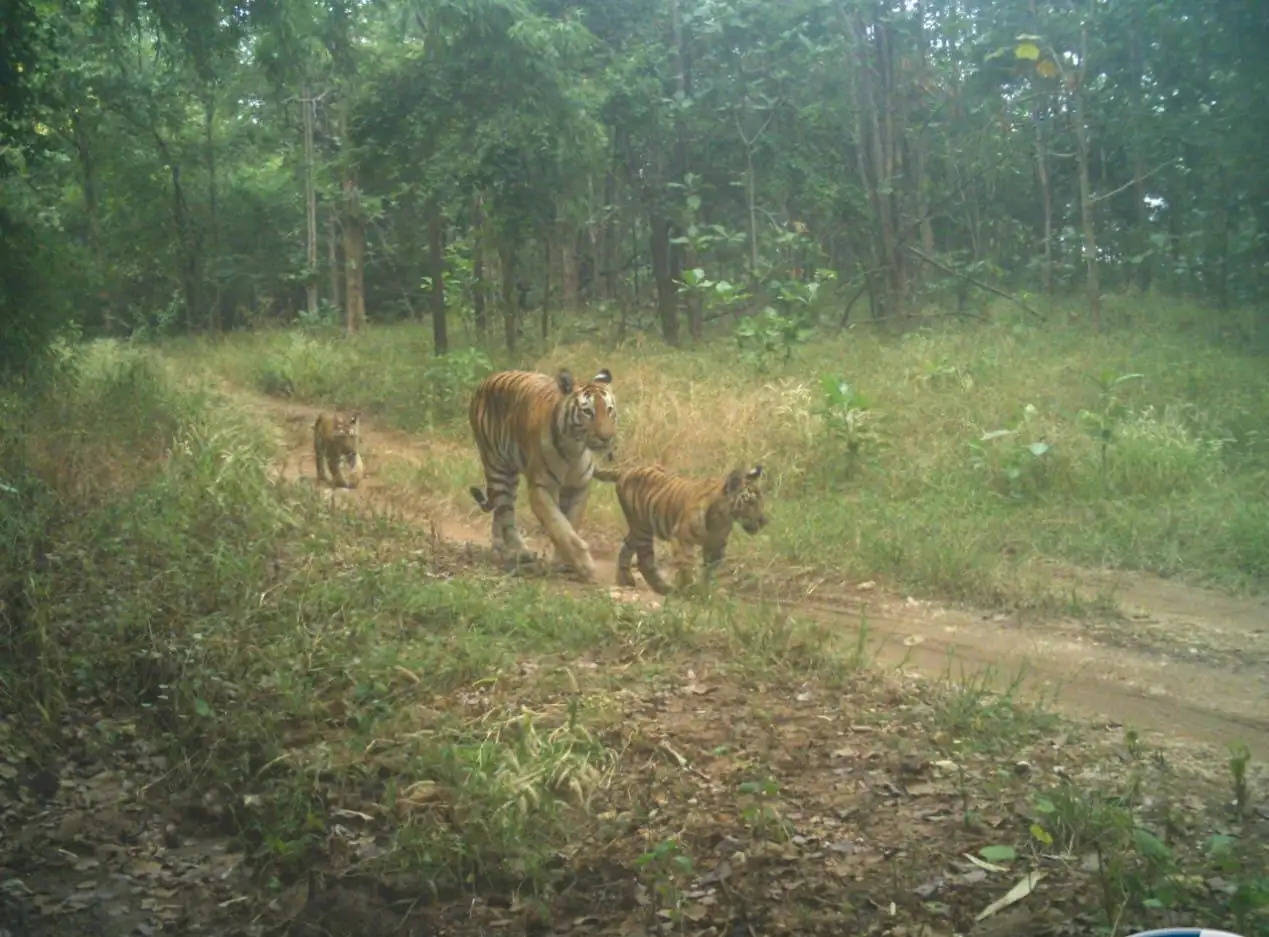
[
  {"xmin": 470, "ymin": 486, "xmax": 494, "ymax": 511},
  {"xmin": 592, "ymin": 468, "xmax": 621, "ymax": 483}
]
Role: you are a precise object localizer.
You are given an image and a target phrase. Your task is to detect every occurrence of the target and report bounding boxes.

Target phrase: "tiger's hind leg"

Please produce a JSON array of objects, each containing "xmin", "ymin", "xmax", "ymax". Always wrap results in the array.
[{"xmin": 479, "ymin": 462, "xmax": 534, "ymax": 563}]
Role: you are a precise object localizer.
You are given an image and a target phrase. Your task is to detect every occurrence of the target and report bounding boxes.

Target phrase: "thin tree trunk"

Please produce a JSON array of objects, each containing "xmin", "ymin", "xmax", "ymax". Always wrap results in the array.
[
  {"xmin": 203, "ymin": 89, "xmax": 221, "ymax": 331},
  {"xmin": 1071, "ymin": 20, "xmax": 1101, "ymax": 329},
  {"xmin": 301, "ymin": 84, "xmax": 319, "ymax": 319},
  {"xmin": 602, "ymin": 170, "xmax": 618, "ymax": 302},
  {"xmin": 472, "ymin": 192, "xmax": 487, "ymax": 337},
  {"xmin": 499, "ymin": 240, "xmax": 518, "ymax": 352},
  {"xmin": 342, "ymin": 174, "xmax": 365, "ymax": 334},
  {"xmin": 1129, "ymin": 30, "xmax": 1152, "ymax": 293},
  {"xmin": 542, "ymin": 233, "xmax": 552, "ymax": 341},
  {"xmin": 913, "ymin": 1, "xmax": 935, "ymax": 259},
  {"xmin": 70, "ymin": 113, "xmax": 112, "ymax": 333},
  {"xmin": 327, "ymin": 210, "xmax": 341, "ymax": 313},
  {"xmin": 562, "ymin": 233, "xmax": 579, "ymax": 310},
  {"xmin": 153, "ymin": 130, "xmax": 202, "ymax": 331},
  {"xmin": 1033, "ymin": 105, "xmax": 1053, "ymax": 296},
  {"xmin": 649, "ymin": 215, "xmax": 680, "ymax": 345},
  {"xmin": 428, "ymin": 198, "xmax": 447, "ymax": 354}
]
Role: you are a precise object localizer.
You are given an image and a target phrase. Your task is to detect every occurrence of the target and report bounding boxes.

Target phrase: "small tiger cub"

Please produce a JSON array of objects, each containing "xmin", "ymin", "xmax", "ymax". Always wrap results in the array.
[
  {"xmin": 594, "ymin": 462, "xmax": 768, "ymax": 595},
  {"xmin": 313, "ymin": 411, "xmax": 364, "ymax": 489}
]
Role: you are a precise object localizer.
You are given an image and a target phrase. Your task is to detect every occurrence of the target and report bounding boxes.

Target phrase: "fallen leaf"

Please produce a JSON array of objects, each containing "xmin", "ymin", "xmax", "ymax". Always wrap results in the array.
[{"xmin": 974, "ymin": 871, "xmax": 1045, "ymax": 921}]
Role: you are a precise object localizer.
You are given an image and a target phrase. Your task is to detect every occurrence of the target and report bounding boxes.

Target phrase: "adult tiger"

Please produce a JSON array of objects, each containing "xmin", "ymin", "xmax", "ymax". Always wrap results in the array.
[
  {"xmin": 593, "ymin": 462, "xmax": 767, "ymax": 595},
  {"xmin": 469, "ymin": 368, "xmax": 616, "ymax": 581}
]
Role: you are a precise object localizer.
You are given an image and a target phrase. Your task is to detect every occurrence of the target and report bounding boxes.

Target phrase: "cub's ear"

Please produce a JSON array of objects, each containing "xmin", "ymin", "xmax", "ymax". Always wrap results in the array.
[
  {"xmin": 724, "ymin": 469, "xmax": 746, "ymax": 495},
  {"xmin": 557, "ymin": 370, "xmax": 575, "ymax": 394},
  {"xmin": 746, "ymin": 464, "xmax": 763, "ymax": 480},
  {"xmin": 593, "ymin": 368, "xmax": 613, "ymax": 384}
]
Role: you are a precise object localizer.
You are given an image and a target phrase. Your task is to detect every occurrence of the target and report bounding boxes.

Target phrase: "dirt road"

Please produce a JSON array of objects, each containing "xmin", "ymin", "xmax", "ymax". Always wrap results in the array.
[{"xmin": 246, "ymin": 390, "xmax": 1269, "ymax": 757}]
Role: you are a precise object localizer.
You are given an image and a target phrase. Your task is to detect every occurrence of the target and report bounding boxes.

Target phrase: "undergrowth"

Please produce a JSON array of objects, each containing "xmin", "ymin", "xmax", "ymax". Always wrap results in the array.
[
  {"xmin": 163, "ymin": 295, "xmax": 1269, "ymax": 610},
  {"xmin": 2, "ymin": 338, "xmax": 1263, "ymax": 935}
]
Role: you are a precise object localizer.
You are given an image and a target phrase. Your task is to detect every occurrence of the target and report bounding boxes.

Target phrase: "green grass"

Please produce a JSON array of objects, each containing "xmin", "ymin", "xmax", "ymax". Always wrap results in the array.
[
  {"xmin": 161, "ymin": 295, "xmax": 1269, "ymax": 608},
  {"xmin": 0, "ymin": 343, "xmax": 874, "ymax": 894},
  {"xmin": 3, "ymin": 336, "xmax": 1264, "ymax": 934}
]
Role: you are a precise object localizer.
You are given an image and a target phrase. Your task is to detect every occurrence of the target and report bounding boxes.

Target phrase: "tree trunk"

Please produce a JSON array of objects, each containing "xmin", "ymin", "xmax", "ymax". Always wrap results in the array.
[
  {"xmin": 542, "ymin": 233, "xmax": 552, "ymax": 341},
  {"xmin": 1071, "ymin": 21, "xmax": 1101, "ymax": 329},
  {"xmin": 649, "ymin": 215, "xmax": 680, "ymax": 345},
  {"xmin": 301, "ymin": 84, "xmax": 319, "ymax": 319},
  {"xmin": 326, "ymin": 210, "xmax": 341, "ymax": 313},
  {"xmin": 342, "ymin": 172, "xmax": 365, "ymax": 334},
  {"xmin": 844, "ymin": 5, "xmax": 903, "ymax": 319},
  {"xmin": 913, "ymin": 1, "xmax": 935, "ymax": 260},
  {"xmin": 562, "ymin": 232, "xmax": 579, "ymax": 310},
  {"xmin": 499, "ymin": 240, "xmax": 518, "ymax": 352},
  {"xmin": 1128, "ymin": 31, "xmax": 1152, "ymax": 293},
  {"xmin": 203, "ymin": 89, "xmax": 221, "ymax": 332},
  {"xmin": 153, "ymin": 130, "xmax": 202, "ymax": 331},
  {"xmin": 472, "ymin": 193, "xmax": 487, "ymax": 337},
  {"xmin": 1033, "ymin": 105, "xmax": 1053, "ymax": 297},
  {"xmin": 602, "ymin": 152, "xmax": 619, "ymax": 301},
  {"xmin": 70, "ymin": 112, "xmax": 112, "ymax": 333},
  {"xmin": 428, "ymin": 198, "xmax": 447, "ymax": 354}
]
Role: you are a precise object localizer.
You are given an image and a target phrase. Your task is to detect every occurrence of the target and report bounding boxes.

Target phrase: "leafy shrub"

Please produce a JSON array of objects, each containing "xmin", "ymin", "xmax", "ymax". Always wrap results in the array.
[
  {"xmin": 815, "ymin": 376, "xmax": 878, "ymax": 477},
  {"xmin": 418, "ymin": 347, "xmax": 492, "ymax": 426}
]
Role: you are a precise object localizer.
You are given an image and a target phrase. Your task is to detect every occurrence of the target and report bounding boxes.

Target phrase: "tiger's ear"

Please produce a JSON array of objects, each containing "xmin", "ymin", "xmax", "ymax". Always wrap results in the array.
[
  {"xmin": 557, "ymin": 370, "xmax": 575, "ymax": 394},
  {"xmin": 746, "ymin": 464, "xmax": 763, "ymax": 480},
  {"xmin": 724, "ymin": 469, "xmax": 745, "ymax": 495},
  {"xmin": 593, "ymin": 368, "xmax": 613, "ymax": 384}
]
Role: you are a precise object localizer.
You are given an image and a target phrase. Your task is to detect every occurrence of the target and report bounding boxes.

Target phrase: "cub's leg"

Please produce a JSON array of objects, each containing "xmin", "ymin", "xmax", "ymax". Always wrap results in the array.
[
  {"xmin": 530, "ymin": 482, "xmax": 595, "ymax": 582},
  {"xmin": 670, "ymin": 539, "xmax": 699, "ymax": 592},
  {"xmin": 330, "ymin": 451, "xmax": 348, "ymax": 488},
  {"xmin": 616, "ymin": 534, "xmax": 638, "ymax": 587},
  {"xmin": 632, "ymin": 528, "xmax": 674, "ymax": 595},
  {"xmin": 315, "ymin": 439, "xmax": 329, "ymax": 484},
  {"xmin": 342, "ymin": 452, "xmax": 364, "ymax": 489}
]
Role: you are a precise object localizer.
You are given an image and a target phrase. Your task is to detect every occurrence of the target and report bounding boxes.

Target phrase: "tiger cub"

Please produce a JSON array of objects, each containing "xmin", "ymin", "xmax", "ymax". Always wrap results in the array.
[
  {"xmin": 313, "ymin": 411, "xmax": 364, "ymax": 489},
  {"xmin": 594, "ymin": 463, "xmax": 767, "ymax": 594}
]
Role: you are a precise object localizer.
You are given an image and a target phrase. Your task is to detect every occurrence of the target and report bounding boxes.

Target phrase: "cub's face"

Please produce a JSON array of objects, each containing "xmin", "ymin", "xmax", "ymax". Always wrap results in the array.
[
  {"xmin": 725, "ymin": 465, "xmax": 768, "ymax": 534},
  {"xmin": 320, "ymin": 413, "xmax": 360, "ymax": 455}
]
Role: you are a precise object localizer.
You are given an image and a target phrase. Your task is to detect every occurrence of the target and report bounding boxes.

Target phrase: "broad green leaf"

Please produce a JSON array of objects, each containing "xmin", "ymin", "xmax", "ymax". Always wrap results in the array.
[{"xmin": 979, "ymin": 844, "xmax": 1017, "ymax": 863}]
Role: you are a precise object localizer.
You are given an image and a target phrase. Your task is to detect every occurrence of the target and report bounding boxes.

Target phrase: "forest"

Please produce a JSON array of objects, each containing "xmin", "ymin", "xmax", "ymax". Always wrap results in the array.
[
  {"xmin": 2, "ymin": 1, "xmax": 1269, "ymax": 936},
  {"xmin": 3, "ymin": 0, "xmax": 1268, "ymax": 363}
]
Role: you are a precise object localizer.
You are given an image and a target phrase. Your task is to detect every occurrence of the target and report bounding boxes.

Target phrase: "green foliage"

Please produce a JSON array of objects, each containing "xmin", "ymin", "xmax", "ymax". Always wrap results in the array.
[
  {"xmin": 734, "ymin": 306, "xmax": 813, "ymax": 371},
  {"xmin": 814, "ymin": 376, "xmax": 878, "ymax": 478},
  {"xmin": 969, "ymin": 405, "xmax": 1056, "ymax": 501},
  {"xmin": 737, "ymin": 776, "xmax": 791, "ymax": 842},
  {"xmin": 634, "ymin": 837, "xmax": 695, "ymax": 922},
  {"xmin": 1077, "ymin": 371, "xmax": 1145, "ymax": 484}
]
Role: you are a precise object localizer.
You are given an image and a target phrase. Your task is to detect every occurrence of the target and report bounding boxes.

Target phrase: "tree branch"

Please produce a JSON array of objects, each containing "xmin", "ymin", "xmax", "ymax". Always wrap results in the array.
[
  {"xmin": 904, "ymin": 246, "xmax": 1044, "ymax": 320},
  {"xmin": 1089, "ymin": 159, "xmax": 1175, "ymax": 204}
]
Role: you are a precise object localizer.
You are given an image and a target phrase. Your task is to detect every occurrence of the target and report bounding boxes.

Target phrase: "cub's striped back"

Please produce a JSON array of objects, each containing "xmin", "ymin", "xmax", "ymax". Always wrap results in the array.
[
  {"xmin": 599, "ymin": 463, "xmax": 767, "ymax": 594},
  {"xmin": 468, "ymin": 368, "xmax": 616, "ymax": 581}
]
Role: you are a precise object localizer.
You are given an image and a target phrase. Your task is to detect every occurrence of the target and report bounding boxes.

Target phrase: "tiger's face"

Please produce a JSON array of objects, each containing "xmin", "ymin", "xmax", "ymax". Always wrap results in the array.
[
  {"xmin": 726, "ymin": 465, "xmax": 768, "ymax": 534},
  {"xmin": 559, "ymin": 368, "xmax": 617, "ymax": 453}
]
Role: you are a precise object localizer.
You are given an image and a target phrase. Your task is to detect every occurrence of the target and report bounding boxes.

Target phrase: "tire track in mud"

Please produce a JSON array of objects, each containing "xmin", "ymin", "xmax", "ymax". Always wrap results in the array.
[{"xmin": 236, "ymin": 387, "xmax": 1269, "ymax": 756}]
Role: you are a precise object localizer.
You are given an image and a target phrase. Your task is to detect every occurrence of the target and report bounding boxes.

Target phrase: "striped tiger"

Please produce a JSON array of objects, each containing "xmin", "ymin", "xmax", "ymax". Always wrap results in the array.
[
  {"xmin": 593, "ymin": 462, "xmax": 767, "ymax": 595},
  {"xmin": 469, "ymin": 368, "xmax": 616, "ymax": 581},
  {"xmin": 313, "ymin": 411, "xmax": 364, "ymax": 489}
]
